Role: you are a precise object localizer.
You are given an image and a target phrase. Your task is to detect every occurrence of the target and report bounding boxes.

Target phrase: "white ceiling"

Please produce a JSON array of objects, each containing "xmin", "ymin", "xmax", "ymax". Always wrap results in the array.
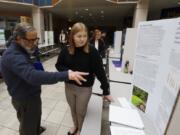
[
  {"xmin": 48, "ymin": 0, "xmax": 137, "ymax": 26},
  {"xmin": 0, "ymin": 2, "xmax": 33, "ymax": 16},
  {"xmin": 0, "ymin": 0, "xmax": 180, "ymax": 26}
]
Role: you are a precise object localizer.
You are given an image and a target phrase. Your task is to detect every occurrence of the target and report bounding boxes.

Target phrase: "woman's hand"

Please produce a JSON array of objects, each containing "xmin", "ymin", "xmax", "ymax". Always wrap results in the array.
[{"xmin": 103, "ymin": 95, "xmax": 114, "ymax": 102}]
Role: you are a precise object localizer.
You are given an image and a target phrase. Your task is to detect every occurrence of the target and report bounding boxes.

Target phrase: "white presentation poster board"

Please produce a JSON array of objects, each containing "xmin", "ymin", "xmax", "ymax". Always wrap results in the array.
[
  {"xmin": 123, "ymin": 28, "xmax": 137, "ymax": 71},
  {"xmin": 44, "ymin": 31, "xmax": 49, "ymax": 46},
  {"xmin": 0, "ymin": 29, "xmax": 6, "ymax": 46},
  {"xmin": 48, "ymin": 31, "xmax": 54, "ymax": 45},
  {"xmin": 45, "ymin": 31, "xmax": 54, "ymax": 46},
  {"xmin": 113, "ymin": 31, "xmax": 122, "ymax": 54},
  {"xmin": 132, "ymin": 18, "xmax": 180, "ymax": 135}
]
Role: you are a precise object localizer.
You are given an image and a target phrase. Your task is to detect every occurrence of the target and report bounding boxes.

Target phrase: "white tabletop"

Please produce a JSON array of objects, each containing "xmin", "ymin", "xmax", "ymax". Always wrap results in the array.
[
  {"xmin": 80, "ymin": 95, "xmax": 103, "ymax": 135},
  {"xmin": 109, "ymin": 58, "xmax": 132, "ymax": 83},
  {"xmin": 109, "ymin": 52, "xmax": 120, "ymax": 58}
]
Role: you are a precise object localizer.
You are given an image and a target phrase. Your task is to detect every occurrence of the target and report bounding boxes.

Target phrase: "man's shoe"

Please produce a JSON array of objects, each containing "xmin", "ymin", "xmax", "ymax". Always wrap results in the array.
[{"xmin": 40, "ymin": 126, "xmax": 46, "ymax": 134}]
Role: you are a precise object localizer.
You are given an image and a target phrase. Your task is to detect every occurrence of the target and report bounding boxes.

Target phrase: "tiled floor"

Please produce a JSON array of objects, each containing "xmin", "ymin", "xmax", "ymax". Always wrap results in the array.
[{"xmin": 0, "ymin": 56, "xmax": 73, "ymax": 135}]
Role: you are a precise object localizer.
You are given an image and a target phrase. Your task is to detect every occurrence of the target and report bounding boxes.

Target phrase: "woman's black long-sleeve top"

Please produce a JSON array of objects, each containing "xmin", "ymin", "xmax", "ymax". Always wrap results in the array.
[{"xmin": 55, "ymin": 45, "xmax": 110, "ymax": 95}]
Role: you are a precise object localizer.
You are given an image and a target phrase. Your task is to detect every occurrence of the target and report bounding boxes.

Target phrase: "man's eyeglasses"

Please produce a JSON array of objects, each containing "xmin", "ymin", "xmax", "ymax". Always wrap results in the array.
[{"xmin": 23, "ymin": 37, "xmax": 39, "ymax": 45}]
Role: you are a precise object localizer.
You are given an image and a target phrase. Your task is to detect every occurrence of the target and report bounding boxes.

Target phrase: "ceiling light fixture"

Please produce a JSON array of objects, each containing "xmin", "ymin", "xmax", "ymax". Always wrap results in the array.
[{"xmin": 105, "ymin": 0, "xmax": 140, "ymax": 4}]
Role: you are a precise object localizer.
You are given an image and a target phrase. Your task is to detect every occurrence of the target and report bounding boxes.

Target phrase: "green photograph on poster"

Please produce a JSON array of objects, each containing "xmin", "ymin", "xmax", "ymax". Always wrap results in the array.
[{"xmin": 131, "ymin": 85, "xmax": 148, "ymax": 112}]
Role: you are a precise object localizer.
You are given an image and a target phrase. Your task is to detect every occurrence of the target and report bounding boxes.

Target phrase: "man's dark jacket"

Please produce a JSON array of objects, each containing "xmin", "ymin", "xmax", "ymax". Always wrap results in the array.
[{"xmin": 1, "ymin": 42, "xmax": 68, "ymax": 101}]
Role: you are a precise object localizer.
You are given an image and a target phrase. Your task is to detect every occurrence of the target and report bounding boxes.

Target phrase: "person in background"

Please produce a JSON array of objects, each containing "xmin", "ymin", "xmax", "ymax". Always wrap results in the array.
[
  {"xmin": 124, "ymin": 60, "xmax": 129, "ymax": 73},
  {"xmin": 59, "ymin": 29, "xmax": 67, "ymax": 50},
  {"xmin": 0, "ymin": 22, "xmax": 88, "ymax": 135},
  {"xmin": 101, "ymin": 31, "xmax": 107, "ymax": 46},
  {"xmin": 101, "ymin": 31, "xmax": 112, "ymax": 55},
  {"xmin": 90, "ymin": 29, "xmax": 106, "ymax": 58},
  {"xmin": 55, "ymin": 22, "xmax": 113, "ymax": 135},
  {"xmin": 5, "ymin": 28, "xmax": 13, "ymax": 42}
]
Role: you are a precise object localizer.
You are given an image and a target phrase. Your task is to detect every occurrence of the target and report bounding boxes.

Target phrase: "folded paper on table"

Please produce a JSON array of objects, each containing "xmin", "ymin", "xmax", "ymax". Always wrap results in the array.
[
  {"xmin": 109, "ymin": 105, "xmax": 144, "ymax": 129},
  {"xmin": 110, "ymin": 126, "xmax": 145, "ymax": 135}
]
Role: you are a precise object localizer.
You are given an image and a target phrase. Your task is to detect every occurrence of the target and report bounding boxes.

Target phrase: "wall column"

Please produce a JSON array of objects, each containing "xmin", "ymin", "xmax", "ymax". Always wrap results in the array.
[
  {"xmin": 49, "ymin": 13, "xmax": 53, "ymax": 31},
  {"xmin": 32, "ymin": 7, "xmax": 44, "ymax": 43},
  {"xmin": 133, "ymin": 0, "xmax": 149, "ymax": 28}
]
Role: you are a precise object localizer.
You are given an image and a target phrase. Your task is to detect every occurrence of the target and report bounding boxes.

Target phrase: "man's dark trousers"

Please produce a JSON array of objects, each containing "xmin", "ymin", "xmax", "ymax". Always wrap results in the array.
[{"xmin": 12, "ymin": 95, "xmax": 41, "ymax": 135}]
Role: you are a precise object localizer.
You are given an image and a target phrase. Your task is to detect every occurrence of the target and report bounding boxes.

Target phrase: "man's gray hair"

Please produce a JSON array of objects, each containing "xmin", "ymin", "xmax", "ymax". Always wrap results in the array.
[{"xmin": 13, "ymin": 22, "xmax": 36, "ymax": 39}]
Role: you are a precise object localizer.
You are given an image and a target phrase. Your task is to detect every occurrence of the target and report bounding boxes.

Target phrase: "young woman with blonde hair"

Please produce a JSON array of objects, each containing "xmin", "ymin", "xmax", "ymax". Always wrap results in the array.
[{"xmin": 55, "ymin": 22, "xmax": 113, "ymax": 135}]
